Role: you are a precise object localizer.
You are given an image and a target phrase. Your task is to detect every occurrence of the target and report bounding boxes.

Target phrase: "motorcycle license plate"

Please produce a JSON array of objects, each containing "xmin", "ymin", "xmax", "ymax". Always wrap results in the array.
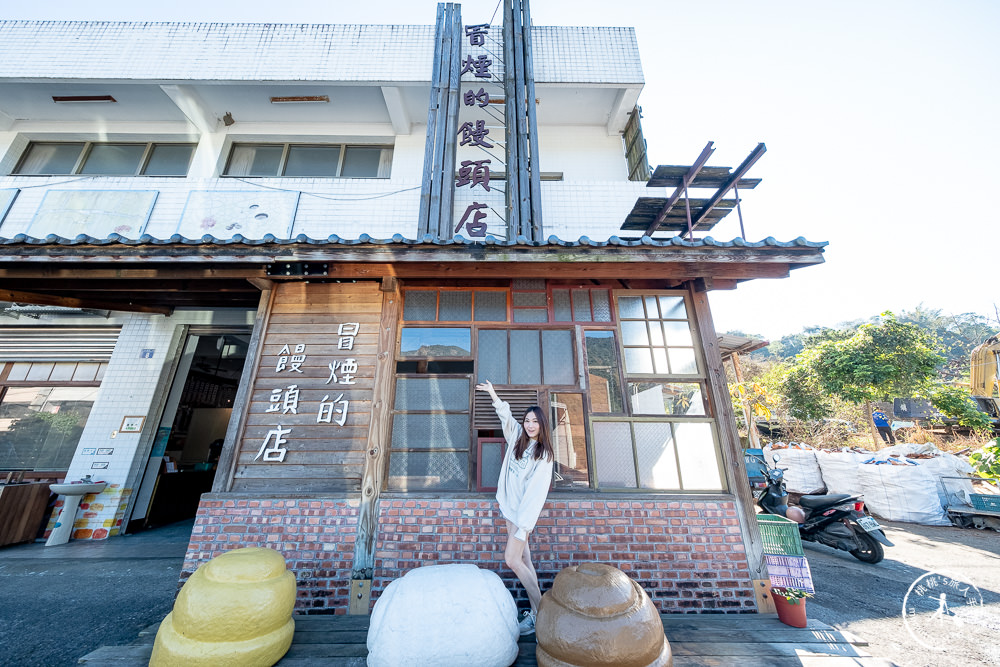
[{"xmin": 857, "ymin": 516, "xmax": 881, "ymax": 532}]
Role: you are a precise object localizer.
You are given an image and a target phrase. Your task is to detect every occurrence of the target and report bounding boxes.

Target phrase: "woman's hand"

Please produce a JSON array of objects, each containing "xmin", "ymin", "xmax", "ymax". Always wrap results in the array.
[{"xmin": 475, "ymin": 380, "xmax": 499, "ymax": 400}]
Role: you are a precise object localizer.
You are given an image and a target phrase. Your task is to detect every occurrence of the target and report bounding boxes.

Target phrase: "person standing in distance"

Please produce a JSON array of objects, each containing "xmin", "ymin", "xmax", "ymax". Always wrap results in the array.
[
  {"xmin": 872, "ymin": 408, "xmax": 896, "ymax": 445},
  {"xmin": 475, "ymin": 379, "xmax": 554, "ymax": 636}
]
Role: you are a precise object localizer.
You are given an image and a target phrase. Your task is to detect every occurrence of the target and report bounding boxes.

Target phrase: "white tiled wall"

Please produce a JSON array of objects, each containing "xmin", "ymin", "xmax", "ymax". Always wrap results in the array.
[
  {"xmin": 0, "ymin": 22, "xmax": 642, "ymax": 85},
  {"xmin": 52, "ymin": 309, "xmax": 255, "ymax": 536}
]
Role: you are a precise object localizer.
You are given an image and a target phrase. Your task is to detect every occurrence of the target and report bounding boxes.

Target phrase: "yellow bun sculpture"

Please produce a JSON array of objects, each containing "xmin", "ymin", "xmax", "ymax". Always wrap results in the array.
[
  {"xmin": 536, "ymin": 562, "xmax": 672, "ymax": 667},
  {"xmin": 150, "ymin": 547, "xmax": 296, "ymax": 667}
]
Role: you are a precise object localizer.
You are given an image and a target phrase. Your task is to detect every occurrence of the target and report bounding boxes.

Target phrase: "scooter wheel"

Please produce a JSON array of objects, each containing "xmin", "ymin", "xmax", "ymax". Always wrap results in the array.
[{"xmin": 850, "ymin": 532, "xmax": 884, "ymax": 564}]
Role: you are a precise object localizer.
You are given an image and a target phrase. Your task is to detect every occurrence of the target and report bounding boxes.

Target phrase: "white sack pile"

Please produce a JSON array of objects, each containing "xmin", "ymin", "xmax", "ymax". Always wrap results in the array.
[{"xmin": 763, "ymin": 442, "xmax": 825, "ymax": 494}]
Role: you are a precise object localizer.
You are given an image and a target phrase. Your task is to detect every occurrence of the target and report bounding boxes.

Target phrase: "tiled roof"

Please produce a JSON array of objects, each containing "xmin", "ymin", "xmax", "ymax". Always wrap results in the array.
[{"xmin": 0, "ymin": 233, "xmax": 827, "ymax": 249}]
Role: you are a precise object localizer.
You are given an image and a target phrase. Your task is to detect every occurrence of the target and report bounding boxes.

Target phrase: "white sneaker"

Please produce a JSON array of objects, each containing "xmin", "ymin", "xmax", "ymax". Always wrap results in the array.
[{"xmin": 518, "ymin": 610, "xmax": 536, "ymax": 636}]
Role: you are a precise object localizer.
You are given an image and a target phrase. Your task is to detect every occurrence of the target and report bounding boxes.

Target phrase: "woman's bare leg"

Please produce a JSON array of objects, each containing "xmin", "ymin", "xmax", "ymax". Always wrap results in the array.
[{"xmin": 505, "ymin": 520, "xmax": 542, "ymax": 612}]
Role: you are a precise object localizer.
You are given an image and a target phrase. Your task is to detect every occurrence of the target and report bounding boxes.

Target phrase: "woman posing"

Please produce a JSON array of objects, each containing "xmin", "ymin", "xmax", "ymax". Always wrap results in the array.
[{"xmin": 475, "ymin": 379, "xmax": 554, "ymax": 635}]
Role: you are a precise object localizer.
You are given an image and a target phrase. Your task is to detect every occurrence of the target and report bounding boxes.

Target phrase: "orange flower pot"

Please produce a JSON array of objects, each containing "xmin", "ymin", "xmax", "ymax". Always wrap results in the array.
[{"xmin": 772, "ymin": 593, "xmax": 808, "ymax": 628}]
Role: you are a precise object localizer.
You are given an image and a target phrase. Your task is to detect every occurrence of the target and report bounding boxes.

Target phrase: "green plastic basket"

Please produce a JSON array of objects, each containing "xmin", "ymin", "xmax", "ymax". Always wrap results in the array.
[
  {"xmin": 756, "ymin": 514, "xmax": 804, "ymax": 556},
  {"xmin": 970, "ymin": 494, "xmax": 1000, "ymax": 513}
]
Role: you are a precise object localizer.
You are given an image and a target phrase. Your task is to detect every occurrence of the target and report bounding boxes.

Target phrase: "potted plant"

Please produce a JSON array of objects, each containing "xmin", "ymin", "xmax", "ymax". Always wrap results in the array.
[{"xmin": 769, "ymin": 587, "xmax": 812, "ymax": 628}]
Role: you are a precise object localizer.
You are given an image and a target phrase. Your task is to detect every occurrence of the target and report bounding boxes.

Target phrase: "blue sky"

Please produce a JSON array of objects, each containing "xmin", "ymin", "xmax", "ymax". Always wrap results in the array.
[{"xmin": 5, "ymin": 0, "xmax": 998, "ymax": 338}]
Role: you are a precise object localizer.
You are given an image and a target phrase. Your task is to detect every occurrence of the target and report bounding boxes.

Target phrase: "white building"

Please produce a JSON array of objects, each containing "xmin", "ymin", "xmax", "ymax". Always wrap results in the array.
[{"xmin": 0, "ymin": 17, "xmax": 823, "ymax": 613}]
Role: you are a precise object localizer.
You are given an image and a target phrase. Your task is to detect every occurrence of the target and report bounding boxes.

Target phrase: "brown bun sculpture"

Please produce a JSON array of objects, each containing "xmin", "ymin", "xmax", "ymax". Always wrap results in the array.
[{"xmin": 536, "ymin": 562, "xmax": 672, "ymax": 667}]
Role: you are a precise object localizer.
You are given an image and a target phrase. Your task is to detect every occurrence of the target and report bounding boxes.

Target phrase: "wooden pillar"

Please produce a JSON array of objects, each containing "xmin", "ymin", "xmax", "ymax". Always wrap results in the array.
[
  {"xmin": 687, "ymin": 282, "xmax": 768, "ymax": 610},
  {"xmin": 212, "ymin": 286, "xmax": 274, "ymax": 494},
  {"xmin": 349, "ymin": 280, "xmax": 401, "ymax": 614},
  {"xmin": 731, "ymin": 352, "xmax": 762, "ymax": 450}
]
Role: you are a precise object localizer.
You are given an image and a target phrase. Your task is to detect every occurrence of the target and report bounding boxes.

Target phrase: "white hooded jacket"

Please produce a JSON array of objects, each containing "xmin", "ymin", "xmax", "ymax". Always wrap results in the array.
[{"xmin": 492, "ymin": 398, "xmax": 553, "ymax": 541}]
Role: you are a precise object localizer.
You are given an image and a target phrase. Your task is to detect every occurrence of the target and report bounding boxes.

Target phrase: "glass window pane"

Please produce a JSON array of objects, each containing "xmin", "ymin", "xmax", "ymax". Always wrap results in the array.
[
  {"xmin": 390, "ymin": 413, "xmax": 469, "ymax": 449},
  {"xmin": 399, "ymin": 328, "xmax": 471, "ymax": 357},
  {"xmin": 95, "ymin": 363, "xmax": 108, "ymax": 381},
  {"xmin": 648, "ymin": 321, "xmax": 664, "ymax": 346},
  {"xmin": 662, "ymin": 321, "xmax": 693, "ymax": 346},
  {"xmin": 474, "ymin": 291, "xmax": 507, "ymax": 321},
  {"xmin": 7, "ymin": 363, "xmax": 31, "ymax": 381},
  {"xmin": 572, "ymin": 290, "xmax": 591, "ymax": 322},
  {"xmin": 585, "ymin": 331, "xmax": 623, "ymax": 413},
  {"xmin": 550, "ymin": 393, "xmax": 590, "ymax": 489},
  {"xmin": 509, "ymin": 330, "xmax": 541, "ymax": 384},
  {"xmin": 403, "ymin": 291, "xmax": 437, "ymax": 321},
  {"xmin": 479, "ymin": 438, "xmax": 504, "ymax": 489},
  {"xmin": 143, "ymin": 144, "xmax": 195, "ymax": 176},
  {"xmin": 652, "ymin": 348, "xmax": 669, "ymax": 374},
  {"xmin": 620, "ymin": 321, "xmax": 648, "ymax": 346},
  {"xmin": 628, "ymin": 382, "xmax": 705, "ymax": 416},
  {"xmin": 552, "ymin": 290, "xmax": 572, "ymax": 321},
  {"xmin": 16, "ymin": 143, "xmax": 84, "ymax": 174},
  {"xmin": 48, "ymin": 363, "xmax": 76, "ymax": 381},
  {"xmin": 591, "ymin": 290, "xmax": 611, "ymax": 322},
  {"xmin": 644, "ymin": 296, "xmax": 659, "ymax": 319},
  {"xmin": 477, "ymin": 330, "xmax": 508, "ymax": 383},
  {"xmin": 227, "ymin": 145, "xmax": 283, "ymax": 176},
  {"xmin": 284, "ymin": 145, "xmax": 340, "ymax": 177},
  {"xmin": 393, "ymin": 377, "xmax": 469, "ymax": 411},
  {"xmin": 674, "ymin": 422, "xmax": 723, "ymax": 490},
  {"xmin": 26, "ymin": 363, "xmax": 54, "ymax": 381},
  {"xmin": 541, "ymin": 330, "xmax": 574, "ymax": 385},
  {"xmin": 438, "ymin": 291, "xmax": 472, "ymax": 321},
  {"xmin": 513, "ymin": 292, "xmax": 547, "ymax": 307},
  {"xmin": 668, "ymin": 348, "xmax": 699, "ymax": 374},
  {"xmin": 617, "ymin": 296, "xmax": 644, "ymax": 319},
  {"xmin": 387, "ymin": 450, "xmax": 468, "ymax": 490},
  {"xmin": 634, "ymin": 422, "xmax": 680, "ymax": 489},
  {"xmin": 0, "ymin": 386, "xmax": 99, "ymax": 470},
  {"xmin": 592, "ymin": 421, "xmax": 636, "ymax": 488},
  {"xmin": 624, "ymin": 347, "xmax": 653, "ymax": 374},
  {"xmin": 72, "ymin": 363, "xmax": 99, "ymax": 381},
  {"xmin": 80, "ymin": 144, "xmax": 146, "ymax": 175},
  {"xmin": 341, "ymin": 147, "xmax": 383, "ymax": 177},
  {"xmin": 659, "ymin": 296, "xmax": 687, "ymax": 319},
  {"xmin": 513, "ymin": 309, "xmax": 548, "ymax": 323}
]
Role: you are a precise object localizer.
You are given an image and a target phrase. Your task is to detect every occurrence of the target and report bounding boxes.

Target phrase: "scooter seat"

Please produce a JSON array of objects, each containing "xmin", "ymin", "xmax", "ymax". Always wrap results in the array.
[{"xmin": 798, "ymin": 493, "xmax": 853, "ymax": 508}]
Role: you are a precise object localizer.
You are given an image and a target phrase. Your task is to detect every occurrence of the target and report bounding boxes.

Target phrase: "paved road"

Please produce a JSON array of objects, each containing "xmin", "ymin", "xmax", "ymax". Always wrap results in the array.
[
  {"xmin": 0, "ymin": 520, "xmax": 190, "ymax": 667},
  {"xmin": 806, "ymin": 520, "xmax": 1000, "ymax": 666}
]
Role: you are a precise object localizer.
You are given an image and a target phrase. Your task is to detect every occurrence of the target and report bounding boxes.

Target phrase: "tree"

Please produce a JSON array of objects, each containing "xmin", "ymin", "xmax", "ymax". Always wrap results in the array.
[{"xmin": 802, "ymin": 313, "xmax": 943, "ymax": 446}]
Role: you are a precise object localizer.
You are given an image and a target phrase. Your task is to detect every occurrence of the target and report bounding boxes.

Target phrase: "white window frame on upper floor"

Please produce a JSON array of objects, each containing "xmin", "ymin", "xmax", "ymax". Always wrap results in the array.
[
  {"xmin": 12, "ymin": 141, "xmax": 197, "ymax": 177},
  {"xmin": 222, "ymin": 142, "xmax": 393, "ymax": 179}
]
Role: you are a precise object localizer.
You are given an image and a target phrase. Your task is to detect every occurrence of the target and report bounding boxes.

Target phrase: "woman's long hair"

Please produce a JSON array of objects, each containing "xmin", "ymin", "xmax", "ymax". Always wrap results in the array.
[{"xmin": 515, "ymin": 405, "xmax": 554, "ymax": 461}]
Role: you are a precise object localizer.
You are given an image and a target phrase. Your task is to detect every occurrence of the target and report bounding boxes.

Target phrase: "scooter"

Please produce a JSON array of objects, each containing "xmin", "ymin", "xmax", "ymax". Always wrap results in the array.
[{"xmin": 752, "ymin": 452, "xmax": 893, "ymax": 564}]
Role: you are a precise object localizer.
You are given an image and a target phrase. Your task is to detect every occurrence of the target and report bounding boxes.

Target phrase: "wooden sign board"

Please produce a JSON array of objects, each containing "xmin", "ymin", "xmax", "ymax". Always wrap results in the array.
[{"xmin": 231, "ymin": 282, "xmax": 382, "ymax": 493}]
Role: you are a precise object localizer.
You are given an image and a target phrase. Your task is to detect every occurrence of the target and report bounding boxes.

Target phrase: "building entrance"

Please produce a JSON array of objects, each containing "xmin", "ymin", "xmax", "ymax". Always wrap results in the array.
[{"xmin": 127, "ymin": 331, "xmax": 249, "ymax": 532}]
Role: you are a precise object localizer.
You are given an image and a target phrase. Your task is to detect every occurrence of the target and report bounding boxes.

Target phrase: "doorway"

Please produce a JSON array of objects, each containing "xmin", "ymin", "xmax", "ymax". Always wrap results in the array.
[{"xmin": 127, "ymin": 330, "xmax": 249, "ymax": 532}]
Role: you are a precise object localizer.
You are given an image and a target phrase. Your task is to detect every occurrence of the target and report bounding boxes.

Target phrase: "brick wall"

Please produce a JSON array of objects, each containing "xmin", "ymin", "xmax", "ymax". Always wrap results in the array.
[{"xmin": 182, "ymin": 495, "xmax": 756, "ymax": 614}]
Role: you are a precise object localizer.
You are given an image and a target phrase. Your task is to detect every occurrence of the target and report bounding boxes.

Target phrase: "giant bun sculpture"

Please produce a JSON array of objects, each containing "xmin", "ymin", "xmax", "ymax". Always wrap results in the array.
[
  {"xmin": 536, "ymin": 562, "xmax": 672, "ymax": 667},
  {"xmin": 150, "ymin": 547, "xmax": 296, "ymax": 667}
]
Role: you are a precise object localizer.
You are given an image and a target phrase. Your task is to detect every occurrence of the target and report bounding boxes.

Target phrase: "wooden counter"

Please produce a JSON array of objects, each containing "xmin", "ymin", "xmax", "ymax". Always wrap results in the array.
[{"xmin": 0, "ymin": 482, "xmax": 51, "ymax": 547}]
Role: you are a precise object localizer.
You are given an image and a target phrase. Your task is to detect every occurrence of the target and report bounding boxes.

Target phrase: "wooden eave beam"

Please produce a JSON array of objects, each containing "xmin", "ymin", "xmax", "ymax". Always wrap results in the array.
[
  {"xmin": 0, "ymin": 288, "xmax": 173, "ymax": 315},
  {"xmin": 644, "ymin": 141, "xmax": 716, "ymax": 237}
]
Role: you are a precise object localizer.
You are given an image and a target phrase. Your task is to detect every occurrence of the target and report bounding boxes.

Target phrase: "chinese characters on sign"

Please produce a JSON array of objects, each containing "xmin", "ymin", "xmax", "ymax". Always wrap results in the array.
[
  {"xmin": 764, "ymin": 555, "xmax": 815, "ymax": 594},
  {"xmin": 457, "ymin": 22, "xmax": 494, "ymax": 238},
  {"xmin": 256, "ymin": 327, "xmax": 361, "ymax": 463}
]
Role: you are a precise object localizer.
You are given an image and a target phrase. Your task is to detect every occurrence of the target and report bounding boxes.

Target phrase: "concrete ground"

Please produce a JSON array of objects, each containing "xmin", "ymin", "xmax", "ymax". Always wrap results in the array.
[
  {"xmin": 2, "ymin": 517, "xmax": 998, "ymax": 666},
  {"xmin": 806, "ymin": 520, "xmax": 1000, "ymax": 667},
  {"xmin": 0, "ymin": 520, "xmax": 190, "ymax": 667}
]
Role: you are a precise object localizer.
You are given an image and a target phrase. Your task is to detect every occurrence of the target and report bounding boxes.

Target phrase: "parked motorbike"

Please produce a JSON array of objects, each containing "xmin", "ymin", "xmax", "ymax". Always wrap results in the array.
[{"xmin": 752, "ymin": 453, "xmax": 893, "ymax": 564}]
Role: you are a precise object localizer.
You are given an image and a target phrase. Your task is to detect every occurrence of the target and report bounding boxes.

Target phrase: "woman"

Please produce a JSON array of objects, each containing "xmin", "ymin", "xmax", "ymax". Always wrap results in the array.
[{"xmin": 475, "ymin": 379, "xmax": 554, "ymax": 636}]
